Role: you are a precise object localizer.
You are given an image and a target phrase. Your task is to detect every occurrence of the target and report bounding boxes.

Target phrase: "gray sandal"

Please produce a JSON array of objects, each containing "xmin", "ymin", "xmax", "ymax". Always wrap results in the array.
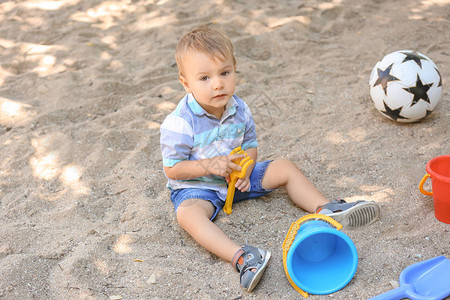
[
  {"xmin": 231, "ymin": 245, "xmax": 271, "ymax": 292},
  {"xmin": 317, "ymin": 199, "xmax": 380, "ymax": 228}
]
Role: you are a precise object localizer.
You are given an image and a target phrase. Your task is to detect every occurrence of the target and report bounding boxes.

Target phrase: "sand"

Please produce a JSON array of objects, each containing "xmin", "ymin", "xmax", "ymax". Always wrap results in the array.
[{"xmin": 0, "ymin": 0, "xmax": 449, "ymax": 299}]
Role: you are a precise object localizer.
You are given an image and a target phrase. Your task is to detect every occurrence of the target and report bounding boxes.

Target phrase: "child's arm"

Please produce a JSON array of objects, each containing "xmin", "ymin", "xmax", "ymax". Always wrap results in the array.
[
  {"xmin": 243, "ymin": 147, "xmax": 257, "ymax": 175},
  {"xmin": 164, "ymin": 153, "xmax": 246, "ymax": 180}
]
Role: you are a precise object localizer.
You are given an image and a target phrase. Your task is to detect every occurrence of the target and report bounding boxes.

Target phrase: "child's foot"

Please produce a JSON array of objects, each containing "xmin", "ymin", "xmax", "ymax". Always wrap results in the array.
[
  {"xmin": 231, "ymin": 245, "xmax": 271, "ymax": 292},
  {"xmin": 316, "ymin": 199, "xmax": 380, "ymax": 228}
]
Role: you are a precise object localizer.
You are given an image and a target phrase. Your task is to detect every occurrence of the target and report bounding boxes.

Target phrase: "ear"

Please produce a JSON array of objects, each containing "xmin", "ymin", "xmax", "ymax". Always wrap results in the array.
[{"xmin": 179, "ymin": 73, "xmax": 191, "ymax": 93}]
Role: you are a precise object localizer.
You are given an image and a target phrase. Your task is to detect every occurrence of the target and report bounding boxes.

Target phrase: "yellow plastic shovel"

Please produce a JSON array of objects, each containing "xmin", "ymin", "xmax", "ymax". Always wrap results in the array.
[{"xmin": 223, "ymin": 147, "xmax": 254, "ymax": 215}]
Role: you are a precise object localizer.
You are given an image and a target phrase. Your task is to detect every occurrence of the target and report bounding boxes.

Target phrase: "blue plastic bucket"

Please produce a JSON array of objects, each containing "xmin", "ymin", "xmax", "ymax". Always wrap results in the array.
[{"xmin": 283, "ymin": 214, "xmax": 358, "ymax": 297}]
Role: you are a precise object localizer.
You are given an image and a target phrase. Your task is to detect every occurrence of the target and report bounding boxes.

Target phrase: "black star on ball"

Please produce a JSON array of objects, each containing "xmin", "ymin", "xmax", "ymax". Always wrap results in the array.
[
  {"xmin": 403, "ymin": 74, "xmax": 433, "ymax": 106},
  {"xmin": 381, "ymin": 101, "xmax": 409, "ymax": 121},
  {"xmin": 400, "ymin": 51, "xmax": 429, "ymax": 68},
  {"xmin": 373, "ymin": 63, "xmax": 400, "ymax": 94}
]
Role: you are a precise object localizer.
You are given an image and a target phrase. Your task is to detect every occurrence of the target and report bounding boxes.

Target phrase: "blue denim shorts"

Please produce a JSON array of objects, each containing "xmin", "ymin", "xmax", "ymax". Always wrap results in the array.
[{"xmin": 170, "ymin": 160, "xmax": 274, "ymax": 220}]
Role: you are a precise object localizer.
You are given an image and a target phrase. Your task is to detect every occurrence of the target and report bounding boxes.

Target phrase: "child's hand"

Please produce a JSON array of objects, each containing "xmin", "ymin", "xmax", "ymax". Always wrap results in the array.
[
  {"xmin": 235, "ymin": 175, "xmax": 251, "ymax": 192},
  {"xmin": 208, "ymin": 153, "xmax": 245, "ymax": 178}
]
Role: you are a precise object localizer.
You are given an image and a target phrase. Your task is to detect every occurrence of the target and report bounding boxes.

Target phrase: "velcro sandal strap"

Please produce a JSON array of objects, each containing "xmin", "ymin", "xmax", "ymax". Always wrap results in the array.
[{"xmin": 231, "ymin": 248, "xmax": 245, "ymax": 272}]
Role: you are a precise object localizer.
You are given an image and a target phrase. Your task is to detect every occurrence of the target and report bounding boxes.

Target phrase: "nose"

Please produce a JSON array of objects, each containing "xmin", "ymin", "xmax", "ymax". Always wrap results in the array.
[{"xmin": 212, "ymin": 76, "xmax": 223, "ymax": 90}]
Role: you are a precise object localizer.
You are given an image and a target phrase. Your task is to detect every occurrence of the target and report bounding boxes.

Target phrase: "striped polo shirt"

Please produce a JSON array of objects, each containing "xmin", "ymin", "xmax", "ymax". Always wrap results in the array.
[{"xmin": 160, "ymin": 93, "xmax": 258, "ymax": 198}]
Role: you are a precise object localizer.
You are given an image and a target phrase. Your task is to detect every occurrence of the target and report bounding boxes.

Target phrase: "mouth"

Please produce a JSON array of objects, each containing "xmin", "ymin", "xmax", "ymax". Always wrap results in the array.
[{"xmin": 213, "ymin": 94, "xmax": 227, "ymax": 99}]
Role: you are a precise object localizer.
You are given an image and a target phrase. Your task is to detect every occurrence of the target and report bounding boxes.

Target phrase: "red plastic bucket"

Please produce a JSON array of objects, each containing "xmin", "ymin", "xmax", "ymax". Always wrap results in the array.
[{"xmin": 419, "ymin": 155, "xmax": 450, "ymax": 224}]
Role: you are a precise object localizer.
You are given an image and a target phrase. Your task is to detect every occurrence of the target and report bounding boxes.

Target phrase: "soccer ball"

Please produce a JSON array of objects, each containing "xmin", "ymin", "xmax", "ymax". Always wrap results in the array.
[{"xmin": 369, "ymin": 50, "xmax": 442, "ymax": 123}]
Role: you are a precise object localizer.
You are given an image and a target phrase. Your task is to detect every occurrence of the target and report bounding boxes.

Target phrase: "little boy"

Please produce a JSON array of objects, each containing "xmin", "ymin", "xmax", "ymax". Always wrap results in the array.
[{"xmin": 160, "ymin": 25, "xmax": 380, "ymax": 292}]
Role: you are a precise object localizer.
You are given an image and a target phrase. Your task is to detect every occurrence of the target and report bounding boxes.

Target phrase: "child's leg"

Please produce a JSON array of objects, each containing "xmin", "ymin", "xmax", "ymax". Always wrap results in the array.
[
  {"xmin": 260, "ymin": 159, "xmax": 329, "ymax": 212},
  {"xmin": 260, "ymin": 159, "xmax": 380, "ymax": 227},
  {"xmin": 176, "ymin": 198, "xmax": 240, "ymax": 262},
  {"xmin": 176, "ymin": 197, "xmax": 271, "ymax": 292}
]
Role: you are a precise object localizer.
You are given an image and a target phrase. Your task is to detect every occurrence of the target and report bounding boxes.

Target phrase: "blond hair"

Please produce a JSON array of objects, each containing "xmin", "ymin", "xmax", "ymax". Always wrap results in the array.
[{"xmin": 175, "ymin": 25, "xmax": 236, "ymax": 75}]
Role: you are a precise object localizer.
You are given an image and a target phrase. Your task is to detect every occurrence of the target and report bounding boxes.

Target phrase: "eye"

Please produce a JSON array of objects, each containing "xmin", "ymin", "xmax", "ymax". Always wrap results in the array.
[
  {"xmin": 200, "ymin": 76, "xmax": 209, "ymax": 81},
  {"xmin": 221, "ymin": 71, "xmax": 230, "ymax": 76}
]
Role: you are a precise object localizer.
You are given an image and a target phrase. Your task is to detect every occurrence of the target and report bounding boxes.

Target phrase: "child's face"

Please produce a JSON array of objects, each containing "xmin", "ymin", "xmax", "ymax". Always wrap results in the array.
[{"xmin": 179, "ymin": 51, "xmax": 236, "ymax": 118}]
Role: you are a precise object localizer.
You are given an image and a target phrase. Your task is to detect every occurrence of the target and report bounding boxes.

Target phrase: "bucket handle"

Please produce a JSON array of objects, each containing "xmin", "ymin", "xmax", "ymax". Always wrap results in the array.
[
  {"xmin": 419, "ymin": 174, "xmax": 433, "ymax": 196},
  {"xmin": 282, "ymin": 214, "xmax": 343, "ymax": 298}
]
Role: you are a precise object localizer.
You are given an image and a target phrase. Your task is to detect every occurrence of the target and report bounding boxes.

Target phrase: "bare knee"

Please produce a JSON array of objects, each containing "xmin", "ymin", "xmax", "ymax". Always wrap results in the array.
[
  {"xmin": 176, "ymin": 199, "xmax": 214, "ymax": 227},
  {"xmin": 277, "ymin": 159, "xmax": 301, "ymax": 180},
  {"xmin": 271, "ymin": 159, "xmax": 300, "ymax": 177},
  {"xmin": 262, "ymin": 159, "xmax": 299, "ymax": 189},
  {"xmin": 277, "ymin": 159, "xmax": 298, "ymax": 169}
]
